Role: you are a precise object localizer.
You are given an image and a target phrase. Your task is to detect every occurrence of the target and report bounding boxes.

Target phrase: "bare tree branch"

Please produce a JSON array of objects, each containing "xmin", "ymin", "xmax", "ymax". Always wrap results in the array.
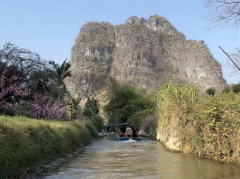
[
  {"xmin": 206, "ymin": 0, "xmax": 240, "ymax": 28},
  {"xmin": 0, "ymin": 42, "xmax": 48, "ymax": 82},
  {"xmin": 70, "ymin": 72, "xmax": 105, "ymax": 100},
  {"xmin": 219, "ymin": 46, "xmax": 240, "ymax": 73}
]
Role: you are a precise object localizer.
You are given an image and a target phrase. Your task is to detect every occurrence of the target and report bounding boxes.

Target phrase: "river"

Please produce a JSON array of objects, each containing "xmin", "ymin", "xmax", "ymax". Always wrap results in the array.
[{"xmin": 44, "ymin": 133, "xmax": 240, "ymax": 179}]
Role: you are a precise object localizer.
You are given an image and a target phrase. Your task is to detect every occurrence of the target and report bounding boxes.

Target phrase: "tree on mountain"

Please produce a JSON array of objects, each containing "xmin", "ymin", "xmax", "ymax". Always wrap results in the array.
[
  {"xmin": 49, "ymin": 59, "xmax": 71, "ymax": 101},
  {"xmin": 232, "ymin": 84, "xmax": 240, "ymax": 93},
  {"xmin": 206, "ymin": 87, "xmax": 217, "ymax": 96}
]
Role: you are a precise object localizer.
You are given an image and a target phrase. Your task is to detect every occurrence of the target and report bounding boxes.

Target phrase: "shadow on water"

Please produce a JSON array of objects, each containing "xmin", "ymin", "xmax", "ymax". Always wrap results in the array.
[{"xmin": 44, "ymin": 134, "xmax": 240, "ymax": 179}]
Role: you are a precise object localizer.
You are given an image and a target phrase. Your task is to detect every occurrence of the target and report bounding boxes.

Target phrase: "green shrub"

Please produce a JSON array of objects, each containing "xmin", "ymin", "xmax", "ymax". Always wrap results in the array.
[
  {"xmin": 206, "ymin": 87, "xmax": 217, "ymax": 96},
  {"xmin": 232, "ymin": 84, "xmax": 240, "ymax": 93},
  {"xmin": 86, "ymin": 118, "xmax": 102, "ymax": 134}
]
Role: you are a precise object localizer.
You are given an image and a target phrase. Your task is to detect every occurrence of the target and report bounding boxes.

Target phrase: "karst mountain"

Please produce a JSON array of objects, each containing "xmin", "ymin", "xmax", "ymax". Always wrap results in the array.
[{"xmin": 65, "ymin": 15, "xmax": 227, "ymax": 97}]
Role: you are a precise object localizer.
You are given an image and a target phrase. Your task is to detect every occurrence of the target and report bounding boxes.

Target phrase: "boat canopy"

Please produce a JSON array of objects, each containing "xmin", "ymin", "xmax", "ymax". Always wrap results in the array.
[{"xmin": 118, "ymin": 123, "xmax": 138, "ymax": 127}]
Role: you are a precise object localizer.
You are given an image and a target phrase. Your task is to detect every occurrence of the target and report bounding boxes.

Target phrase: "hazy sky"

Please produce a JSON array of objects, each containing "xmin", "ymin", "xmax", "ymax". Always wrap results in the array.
[{"xmin": 1, "ymin": 0, "xmax": 240, "ymax": 84}]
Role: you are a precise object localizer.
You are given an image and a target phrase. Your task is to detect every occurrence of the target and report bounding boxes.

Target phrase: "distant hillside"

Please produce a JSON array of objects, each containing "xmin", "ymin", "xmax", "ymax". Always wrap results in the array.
[{"xmin": 66, "ymin": 15, "xmax": 228, "ymax": 97}]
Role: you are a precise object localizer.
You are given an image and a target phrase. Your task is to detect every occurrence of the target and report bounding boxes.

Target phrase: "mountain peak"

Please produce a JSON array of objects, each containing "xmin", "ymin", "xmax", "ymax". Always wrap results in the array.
[
  {"xmin": 66, "ymin": 15, "xmax": 227, "ymax": 97},
  {"xmin": 126, "ymin": 15, "xmax": 182, "ymax": 36}
]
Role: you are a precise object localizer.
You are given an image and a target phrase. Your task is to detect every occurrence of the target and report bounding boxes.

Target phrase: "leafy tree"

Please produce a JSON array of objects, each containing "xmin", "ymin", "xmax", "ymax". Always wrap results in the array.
[
  {"xmin": 83, "ymin": 98, "xmax": 104, "ymax": 132},
  {"xmin": 66, "ymin": 92, "xmax": 81, "ymax": 120},
  {"xmin": 232, "ymin": 84, "xmax": 240, "ymax": 93},
  {"xmin": 206, "ymin": 87, "xmax": 217, "ymax": 96},
  {"xmin": 49, "ymin": 59, "xmax": 71, "ymax": 101},
  {"xmin": 104, "ymin": 78, "xmax": 154, "ymax": 124},
  {"xmin": 0, "ymin": 61, "xmax": 23, "ymax": 79},
  {"xmin": 28, "ymin": 67, "xmax": 56, "ymax": 94},
  {"xmin": 83, "ymin": 98, "xmax": 99, "ymax": 118}
]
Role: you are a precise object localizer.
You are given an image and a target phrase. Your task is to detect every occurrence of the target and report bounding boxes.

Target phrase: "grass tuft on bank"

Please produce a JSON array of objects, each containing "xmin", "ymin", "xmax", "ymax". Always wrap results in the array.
[{"xmin": 0, "ymin": 115, "xmax": 98, "ymax": 179}]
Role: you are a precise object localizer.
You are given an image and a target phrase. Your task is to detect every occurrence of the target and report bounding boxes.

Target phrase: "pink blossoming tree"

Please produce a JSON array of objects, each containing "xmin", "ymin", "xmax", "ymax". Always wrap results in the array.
[
  {"xmin": 0, "ymin": 71, "xmax": 29, "ymax": 110},
  {"xmin": 30, "ymin": 93, "xmax": 69, "ymax": 120}
]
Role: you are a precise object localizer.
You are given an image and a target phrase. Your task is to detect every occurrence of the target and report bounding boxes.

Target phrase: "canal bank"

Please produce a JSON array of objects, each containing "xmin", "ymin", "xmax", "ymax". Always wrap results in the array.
[
  {"xmin": 154, "ymin": 84, "xmax": 240, "ymax": 165},
  {"xmin": 0, "ymin": 116, "xmax": 99, "ymax": 179},
  {"xmin": 155, "ymin": 111, "xmax": 240, "ymax": 165}
]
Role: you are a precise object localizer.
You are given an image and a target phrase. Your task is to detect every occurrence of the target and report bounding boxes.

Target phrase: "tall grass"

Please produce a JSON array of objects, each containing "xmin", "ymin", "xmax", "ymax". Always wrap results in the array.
[
  {"xmin": 156, "ymin": 84, "xmax": 199, "ymax": 126},
  {"xmin": 0, "ymin": 116, "xmax": 98, "ymax": 178},
  {"xmin": 191, "ymin": 92, "xmax": 240, "ymax": 159},
  {"xmin": 156, "ymin": 84, "xmax": 240, "ymax": 162}
]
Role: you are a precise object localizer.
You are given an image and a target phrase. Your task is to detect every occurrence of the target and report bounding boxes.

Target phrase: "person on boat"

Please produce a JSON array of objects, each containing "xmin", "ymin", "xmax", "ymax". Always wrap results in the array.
[
  {"xmin": 119, "ymin": 127, "xmax": 125, "ymax": 137},
  {"xmin": 125, "ymin": 126, "xmax": 133, "ymax": 137}
]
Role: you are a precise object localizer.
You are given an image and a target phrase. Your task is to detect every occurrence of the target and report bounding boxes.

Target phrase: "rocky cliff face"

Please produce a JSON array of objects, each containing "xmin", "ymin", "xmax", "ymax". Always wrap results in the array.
[{"xmin": 66, "ymin": 15, "xmax": 227, "ymax": 96}]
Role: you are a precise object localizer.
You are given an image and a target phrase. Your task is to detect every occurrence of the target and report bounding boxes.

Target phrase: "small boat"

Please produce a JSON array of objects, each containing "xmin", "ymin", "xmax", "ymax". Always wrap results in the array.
[
  {"xmin": 103, "ymin": 124, "xmax": 115, "ymax": 134},
  {"xmin": 115, "ymin": 123, "xmax": 141, "ymax": 141}
]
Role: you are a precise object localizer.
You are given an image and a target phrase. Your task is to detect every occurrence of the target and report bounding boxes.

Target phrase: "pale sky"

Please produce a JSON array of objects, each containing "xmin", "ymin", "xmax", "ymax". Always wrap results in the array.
[{"xmin": 1, "ymin": 0, "xmax": 240, "ymax": 84}]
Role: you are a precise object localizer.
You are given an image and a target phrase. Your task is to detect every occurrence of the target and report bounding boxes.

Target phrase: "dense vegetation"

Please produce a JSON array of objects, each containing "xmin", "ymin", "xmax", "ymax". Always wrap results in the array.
[
  {"xmin": 103, "ymin": 80, "xmax": 240, "ymax": 163},
  {"xmin": 156, "ymin": 84, "xmax": 240, "ymax": 162},
  {"xmin": 0, "ymin": 42, "xmax": 104, "ymax": 124},
  {"xmin": 104, "ymin": 78, "xmax": 155, "ymax": 125},
  {"xmin": 0, "ymin": 42, "xmax": 70, "ymax": 118},
  {"xmin": 0, "ymin": 115, "xmax": 98, "ymax": 178},
  {"xmin": 0, "ymin": 42, "xmax": 101, "ymax": 178}
]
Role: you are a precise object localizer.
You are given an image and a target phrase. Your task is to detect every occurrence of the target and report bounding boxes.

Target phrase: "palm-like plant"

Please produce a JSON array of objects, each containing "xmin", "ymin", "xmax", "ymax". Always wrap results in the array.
[{"xmin": 49, "ymin": 59, "xmax": 71, "ymax": 101}]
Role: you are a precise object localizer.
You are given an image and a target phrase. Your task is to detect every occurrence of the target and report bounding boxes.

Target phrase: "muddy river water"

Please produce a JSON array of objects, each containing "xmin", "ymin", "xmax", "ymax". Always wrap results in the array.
[{"xmin": 44, "ymin": 133, "xmax": 240, "ymax": 179}]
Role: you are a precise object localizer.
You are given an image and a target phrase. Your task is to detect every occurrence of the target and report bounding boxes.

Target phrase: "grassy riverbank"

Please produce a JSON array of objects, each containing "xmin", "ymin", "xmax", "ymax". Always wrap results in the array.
[
  {"xmin": 156, "ymin": 84, "xmax": 240, "ymax": 163},
  {"xmin": 0, "ymin": 116, "xmax": 99, "ymax": 179}
]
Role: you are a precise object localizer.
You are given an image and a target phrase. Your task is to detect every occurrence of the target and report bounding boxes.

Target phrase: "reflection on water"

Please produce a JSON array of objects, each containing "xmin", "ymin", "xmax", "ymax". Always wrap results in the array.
[{"xmin": 44, "ymin": 134, "xmax": 240, "ymax": 179}]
